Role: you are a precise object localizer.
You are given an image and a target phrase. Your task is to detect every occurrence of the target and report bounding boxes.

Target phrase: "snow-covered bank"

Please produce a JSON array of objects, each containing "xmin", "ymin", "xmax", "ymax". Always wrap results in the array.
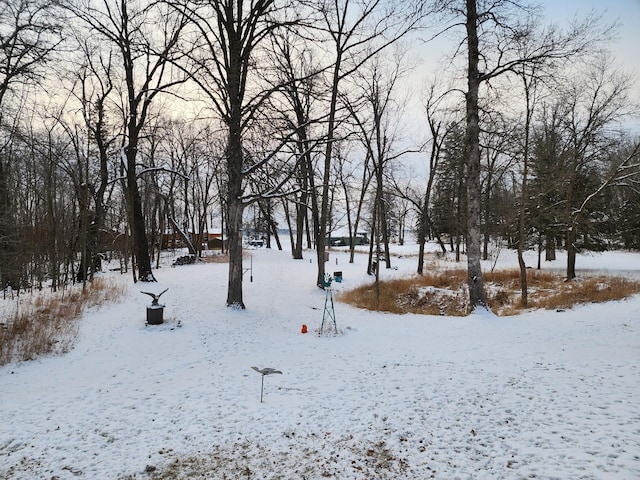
[{"xmin": 1, "ymin": 246, "xmax": 639, "ymax": 479}]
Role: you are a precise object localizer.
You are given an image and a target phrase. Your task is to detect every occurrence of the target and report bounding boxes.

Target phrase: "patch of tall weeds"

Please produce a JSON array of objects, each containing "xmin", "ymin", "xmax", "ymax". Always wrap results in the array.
[
  {"xmin": 339, "ymin": 269, "xmax": 640, "ymax": 317},
  {"xmin": 0, "ymin": 277, "xmax": 127, "ymax": 366},
  {"xmin": 338, "ymin": 270, "xmax": 470, "ymax": 317}
]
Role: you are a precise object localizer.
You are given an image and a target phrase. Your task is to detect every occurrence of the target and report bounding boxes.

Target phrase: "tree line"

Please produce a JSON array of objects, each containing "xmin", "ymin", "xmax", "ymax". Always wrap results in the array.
[{"xmin": 0, "ymin": 0, "xmax": 638, "ymax": 310}]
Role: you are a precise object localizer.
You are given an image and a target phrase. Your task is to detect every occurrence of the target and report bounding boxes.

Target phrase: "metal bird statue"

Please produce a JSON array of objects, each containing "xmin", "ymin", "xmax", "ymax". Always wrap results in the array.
[
  {"xmin": 140, "ymin": 288, "xmax": 169, "ymax": 306},
  {"xmin": 251, "ymin": 366, "xmax": 282, "ymax": 403},
  {"xmin": 251, "ymin": 367, "xmax": 282, "ymax": 375}
]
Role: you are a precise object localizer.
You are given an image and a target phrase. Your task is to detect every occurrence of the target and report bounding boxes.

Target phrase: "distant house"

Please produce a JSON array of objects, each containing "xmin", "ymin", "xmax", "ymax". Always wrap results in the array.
[
  {"xmin": 246, "ymin": 237, "xmax": 265, "ymax": 248},
  {"xmin": 327, "ymin": 231, "xmax": 369, "ymax": 247},
  {"xmin": 162, "ymin": 232, "xmax": 225, "ymax": 250},
  {"xmin": 206, "ymin": 233, "xmax": 225, "ymax": 250}
]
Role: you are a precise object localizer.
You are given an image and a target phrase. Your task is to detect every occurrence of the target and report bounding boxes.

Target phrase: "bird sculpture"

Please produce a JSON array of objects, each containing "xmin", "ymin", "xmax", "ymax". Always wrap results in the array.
[
  {"xmin": 251, "ymin": 366, "xmax": 282, "ymax": 376},
  {"xmin": 140, "ymin": 288, "xmax": 169, "ymax": 306},
  {"xmin": 251, "ymin": 366, "xmax": 282, "ymax": 403}
]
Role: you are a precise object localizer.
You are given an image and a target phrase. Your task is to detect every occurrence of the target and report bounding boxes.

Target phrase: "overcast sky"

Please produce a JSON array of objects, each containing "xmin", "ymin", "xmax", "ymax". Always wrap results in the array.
[
  {"xmin": 403, "ymin": 0, "xmax": 640, "ymax": 135},
  {"xmin": 541, "ymin": 0, "xmax": 640, "ymax": 75}
]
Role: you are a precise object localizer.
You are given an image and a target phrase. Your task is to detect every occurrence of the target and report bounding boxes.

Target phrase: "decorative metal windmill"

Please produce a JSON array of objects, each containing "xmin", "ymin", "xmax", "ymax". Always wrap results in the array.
[{"xmin": 320, "ymin": 274, "xmax": 337, "ymax": 335}]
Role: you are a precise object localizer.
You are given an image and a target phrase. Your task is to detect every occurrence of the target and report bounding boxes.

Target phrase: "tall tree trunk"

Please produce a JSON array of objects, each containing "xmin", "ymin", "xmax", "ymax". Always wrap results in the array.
[
  {"xmin": 0, "ymin": 160, "xmax": 17, "ymax": 289},
  {"xmin": 418, "ymin": 116, "xmax": 445, "ymax": 273},
  {"xmin": 293, "ymin": 185, "xmax": 306, "ymax": 259},
  {"xmin": 292, "ymin": 111, "xmax": 312, "ymax": 260},
  {"xmin": 125, "ymin": 143, "xmax": 155, "ymax": 282},
  {"xmin": 283, "ymin": 198, "xmax": 296, "ymax": 253},
  {"xmin": 318, "ymin": 51, "xmax": 342, "ymax": 286},
  {"xmin": 565, "ymin": 156, "xmax": 577, "ymax": 280},
  {"xmin": 260, "ymin": 201, "xmax": 282, "ymax": 250},
  {"xmin": 46, "ymin": 162, "xmax": 59, "ymax": 291},
  {"xmin": 93, "ymin": 114, "xmax": 110, "ymax": 273},
  {"xmin": 417, "ymin": 231, "xmax": 426, "ymax": 274},
  {"xmin": 545, "ymin": 234, "xmax": 556, "ymax": 261},
  {"xmin": 465, "ymin": 0, "xmax": 487, "ymax": 310},
  {"xmin": 377, "ymin": 177, "xmax": 391, "ymax": 270},
  {"xmin": 349, "ymin": 153, "xmax": 372, "ymax": 264},
  {"xmin": 227, "ymin": 194, "xmax": 244, "ymax": 307},
  {"xmin": 482, "ymin": 160, "xmax": 492, "ymax": 261},
  {"xmin": 566, "ymin": 225, "xmax": 577, "ymax": 280},
  {"xmin": 225, "ymin": 114, "xmax": 245, "ymax": 307},
  {"xmin": 225, "ymin": 28, "xmax": 245, "ymax": 305},
  {"xmin": 517, "ymin": 80, "xmax": 532, "ymax": 306},
  {"xmin": 367, "ymin": 204, "xmax": 378, "ymax": 276}
]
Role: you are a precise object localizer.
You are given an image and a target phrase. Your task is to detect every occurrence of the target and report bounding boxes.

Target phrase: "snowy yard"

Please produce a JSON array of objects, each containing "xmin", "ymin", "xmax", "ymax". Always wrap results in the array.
[{"xmin": 1, "ymin": 245, "xmax": 639, "ymax": 479}]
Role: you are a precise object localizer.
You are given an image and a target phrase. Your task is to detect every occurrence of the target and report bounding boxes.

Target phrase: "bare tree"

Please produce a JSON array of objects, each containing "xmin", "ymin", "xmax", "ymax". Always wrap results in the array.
[
  {"xmin": 463, "ymin": 0, "xmax": 487, "ymax": 309},
  {"xmin": 558, "ymin": 56, "xmax": 636, "ymax": 279},
  {"xmin": 501, "ymin": 12, "xmax": 615, "ymax": 303},
  {"xmin": 309, "ymin": 0, "xmax": 428, "ymax": 287},
  {"xmin": 0, "ymin": 0, "xmax": 61, "ymax": 110},
  {"xmin": 334, "ymin": 142, "xmax": 373, "ymax": 264},
  {"xmin": 267, "ymin": 31, "xmax": 323, "ymax": 260},
  {"xmin": 170, "ymin": 0, "xmax": 300, "ymax": 308},
  {"xmin": 343, "ymin": 52, "xmax": 412, "ymax": 277},
  {"xmin": 417, "ymin": 82, "xmax": 452, "ymax": 272},
  {"xmin": 66, "ymin": 0, "xmax": 188, "ymax": 282},
  {"xmin": 452, "ymin": 0, "xmax": 615, "ymax": 310},
  {"xmin": 66, "ymin": 41, "xmax": 118, "ymax": 283},
  {"xmin": 0, "ymin": 0, "xmax": 62, "ymax": 289}
]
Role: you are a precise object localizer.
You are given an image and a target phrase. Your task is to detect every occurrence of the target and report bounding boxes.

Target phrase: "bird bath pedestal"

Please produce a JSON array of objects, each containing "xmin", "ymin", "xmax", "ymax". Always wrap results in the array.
[{"xmin": 146, "ymin": 304, "xmax": 165, "ymax": 325}]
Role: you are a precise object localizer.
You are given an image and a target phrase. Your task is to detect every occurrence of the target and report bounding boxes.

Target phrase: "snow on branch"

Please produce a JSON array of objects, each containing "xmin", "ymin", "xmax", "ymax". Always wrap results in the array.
[{"xmin": 573, "ymin": 141, "xmax": 640, "ymax": 219}]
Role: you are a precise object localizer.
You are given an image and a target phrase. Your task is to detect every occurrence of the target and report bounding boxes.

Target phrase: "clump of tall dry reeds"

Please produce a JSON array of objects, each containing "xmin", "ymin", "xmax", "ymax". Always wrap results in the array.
[
  {"xmin": 497, "ymin": 274, "xmax": 640, "ymax": 315},
  {"xmin": 0, "ymin": 277, "xmax": 127, "ymax": 366},
  {"xmin": 338, "ymin": 270, "xmax": 469, "ymax": 317},
  {"xmin": 338, "ymin": 269, "xmax": 640, "ymax": 317}
]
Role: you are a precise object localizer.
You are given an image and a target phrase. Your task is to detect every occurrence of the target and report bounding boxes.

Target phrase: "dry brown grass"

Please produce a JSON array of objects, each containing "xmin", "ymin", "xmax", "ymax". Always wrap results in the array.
[
  {"xmin": 338, "ymin": 269, "xmax": 640, "ymax": 317},
  {"xmin": 0, "ymin": 277, "xmax": 127, "ymax": 366},
  {"xmin": 338, "ymin": 270, "xmax": 469, "ymax": 317},
  {"xmin": 199, "ymin": 254, "xmax": 229, "ymax": 263},
  {"xmin": 497, "ymin": 274, "xmax": 640, "ymax": 316},
  {"xmin": 198, "ymin": 251, "xmax": 258, "ymax": 263}
]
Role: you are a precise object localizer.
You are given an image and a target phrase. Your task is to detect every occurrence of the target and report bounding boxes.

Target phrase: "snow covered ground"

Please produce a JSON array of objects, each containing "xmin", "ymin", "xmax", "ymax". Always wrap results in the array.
[{"xmin": 1, "ymin": 244, "xmax": 639, "ymax": 479}]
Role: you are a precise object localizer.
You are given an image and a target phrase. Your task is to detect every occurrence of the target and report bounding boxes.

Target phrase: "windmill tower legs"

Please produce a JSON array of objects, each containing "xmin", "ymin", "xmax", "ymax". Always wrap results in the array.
[{"xmin": 320, "ymin": 286, "xmax": 337, "ymax": 335}]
